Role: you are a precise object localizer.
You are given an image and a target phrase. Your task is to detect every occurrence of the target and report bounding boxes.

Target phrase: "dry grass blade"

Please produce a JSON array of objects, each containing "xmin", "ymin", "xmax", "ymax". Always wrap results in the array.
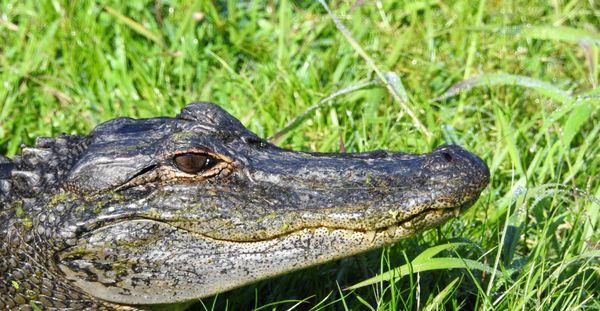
[
  {"xmin": 0, "ymin": 16, "xmax": 18, "ymax": 31},
  {"xmin": 103, "ymin": 5, "xmax": 164, "ymax": 46},
  {"xmin": 579, "ymin": 41, "xmax": 598, "ymax": 88}
]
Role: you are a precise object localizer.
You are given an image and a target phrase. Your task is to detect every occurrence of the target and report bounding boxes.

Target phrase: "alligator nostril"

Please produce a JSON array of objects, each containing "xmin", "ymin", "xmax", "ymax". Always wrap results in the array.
[{"xmin": 441, "ymin": 152, "xmax": 453, "ymax": 162}]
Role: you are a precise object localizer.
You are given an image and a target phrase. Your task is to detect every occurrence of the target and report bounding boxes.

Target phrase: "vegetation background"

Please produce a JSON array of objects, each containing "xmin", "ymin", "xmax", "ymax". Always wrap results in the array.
[{"xmin": 0, "ymin": 0, "xmax": 598, "ymax": 310}]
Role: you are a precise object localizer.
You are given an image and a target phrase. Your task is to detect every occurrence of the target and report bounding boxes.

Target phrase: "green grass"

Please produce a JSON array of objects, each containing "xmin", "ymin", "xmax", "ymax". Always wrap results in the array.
[{"xmin": 1, "ymin": 0, "xmax": 599, "ymax": 310}]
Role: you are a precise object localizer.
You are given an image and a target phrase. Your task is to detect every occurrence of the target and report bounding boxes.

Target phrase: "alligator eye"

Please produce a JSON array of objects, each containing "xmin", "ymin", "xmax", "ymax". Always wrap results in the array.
[{"xmin": 173, "ymin": 153, "xmax": 219, "ymax": 174}]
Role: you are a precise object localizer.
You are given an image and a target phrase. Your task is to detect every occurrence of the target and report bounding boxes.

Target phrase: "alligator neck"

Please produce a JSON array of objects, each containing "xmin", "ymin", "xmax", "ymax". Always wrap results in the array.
[{"xmin": 0, "ymin": 136, "xmax": 123, "ymax": 309}]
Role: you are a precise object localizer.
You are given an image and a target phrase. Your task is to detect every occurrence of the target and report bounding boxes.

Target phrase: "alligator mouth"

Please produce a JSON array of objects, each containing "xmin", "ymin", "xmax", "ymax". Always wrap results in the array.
[
  {"xmin": 71, "ymin": 203, "xmax": 465, "ymax": 246},
  {"xmin": 171, "ymin": 205, "xmax": 463, "ymax": 244},
  {"xmin": 160, "ymin": 195, "xmax": 479, "ymax": 243}
]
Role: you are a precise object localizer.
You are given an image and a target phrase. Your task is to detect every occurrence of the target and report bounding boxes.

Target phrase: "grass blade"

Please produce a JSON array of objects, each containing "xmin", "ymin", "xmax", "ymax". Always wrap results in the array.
[
  {"xmin": 582, "ymin": 186, "xmax": 600, "ymax": 252},
  {"xmin": 521, "ymin": 25, "xmax": 600, "ymax": 45},
  {"xmin": 347, "ymin": 257, "xmax": 498, "ymax": 290},
  {"xmin": 413, "ymin": 242, "xmax": 468, "ymax": 262},
  {"xmin": 434, "ymin": 73, "xmax": 572, "ymax": 103},
  {"xmin": 561, "ymin": 102, "xmax": 594, "ymax": 148},
  {"xmin": 473, "ymin": 25, "xmax": 600, "ymax": 45},
  {"xmin": 423, "ymin": 278, "xmax": 460, "ymax": 311}
]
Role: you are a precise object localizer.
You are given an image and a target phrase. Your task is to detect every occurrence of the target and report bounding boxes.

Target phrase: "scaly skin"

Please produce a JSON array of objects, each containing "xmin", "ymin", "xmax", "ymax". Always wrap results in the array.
[{"xmin": 0, "ymin": 102, "xmax": 489, "ymax": 309}]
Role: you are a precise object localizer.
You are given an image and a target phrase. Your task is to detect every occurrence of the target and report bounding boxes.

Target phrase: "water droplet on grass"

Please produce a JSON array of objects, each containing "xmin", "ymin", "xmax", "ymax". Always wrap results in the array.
[{"xmin": 192, "ymin": 12, "xmax": 204, "ymax": 21}]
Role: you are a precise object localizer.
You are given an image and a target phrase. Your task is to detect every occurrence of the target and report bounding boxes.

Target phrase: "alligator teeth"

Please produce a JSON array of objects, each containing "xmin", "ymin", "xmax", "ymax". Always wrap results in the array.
[
  {"xmin": 365, "ymin": 230, "xmax": 376, "ymax": 243},
  {"xmin": 388, "ymin": 210, "xmax": 400, "ymax": 221},
  {"xmin": 386, "ymin": 225, "xmax": 397, "ymax": 237}
]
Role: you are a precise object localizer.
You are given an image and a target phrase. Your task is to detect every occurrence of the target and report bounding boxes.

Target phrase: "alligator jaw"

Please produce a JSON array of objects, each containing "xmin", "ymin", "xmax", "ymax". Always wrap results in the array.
[{"xmin": 58, "ymin": 205, "xmax": 461, "ymax": 305}]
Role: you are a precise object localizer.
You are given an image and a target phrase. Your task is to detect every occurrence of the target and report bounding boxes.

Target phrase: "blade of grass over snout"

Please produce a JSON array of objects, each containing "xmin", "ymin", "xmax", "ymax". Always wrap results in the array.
[
  {"xmin": 347, "ymin": 243, "xmax": 498, "ymax": 290},
  {"xmin": 433, "ymin": 73, "xmax": 572, "ymax": 103},
  {"xmin": 268, "ymin": 80, "xmax": 377, "ymax": 143},
  {"xmin": 317, "ymin": 0, "xmax": 432, "ymax": 140},
  {"xmin": 103, "ymin": 5, "xmax": 164, "ymax": 46}
]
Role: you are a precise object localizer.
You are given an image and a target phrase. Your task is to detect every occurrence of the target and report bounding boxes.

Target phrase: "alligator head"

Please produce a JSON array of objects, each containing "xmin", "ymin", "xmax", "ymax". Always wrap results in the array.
[{"xmin": 2, "ymin": 102, "xmax": 489, "ymax": 308}]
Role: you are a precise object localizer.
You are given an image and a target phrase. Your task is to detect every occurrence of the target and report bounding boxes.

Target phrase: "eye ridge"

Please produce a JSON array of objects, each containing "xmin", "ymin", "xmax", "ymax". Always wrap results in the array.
[{"xmin": 173, "ymin": 153, "xmax": 220, "ymax": 174}]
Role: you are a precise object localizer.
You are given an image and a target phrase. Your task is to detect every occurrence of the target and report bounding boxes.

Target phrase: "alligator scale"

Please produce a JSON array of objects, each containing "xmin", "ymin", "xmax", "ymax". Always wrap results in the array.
[{"xmin": 0, "ymin": 102, "xmax": 489, "ymax": 309}]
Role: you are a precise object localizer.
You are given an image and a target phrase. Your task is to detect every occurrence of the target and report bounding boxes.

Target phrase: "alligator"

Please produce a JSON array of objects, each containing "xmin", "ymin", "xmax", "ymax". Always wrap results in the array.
[{"xmin": 0, "ymin": 102, "xmax": 489, "ymax": 310}]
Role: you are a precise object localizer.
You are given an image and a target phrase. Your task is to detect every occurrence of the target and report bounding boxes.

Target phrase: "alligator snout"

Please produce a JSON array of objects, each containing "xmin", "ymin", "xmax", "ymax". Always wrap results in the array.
[
  {"xmin": 418, "ymin": 145, "xmax": 490, "ymax": 211},
  {"xmin": 431, "ymin": 145, "xmax": 489, "ymax": 180}
]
